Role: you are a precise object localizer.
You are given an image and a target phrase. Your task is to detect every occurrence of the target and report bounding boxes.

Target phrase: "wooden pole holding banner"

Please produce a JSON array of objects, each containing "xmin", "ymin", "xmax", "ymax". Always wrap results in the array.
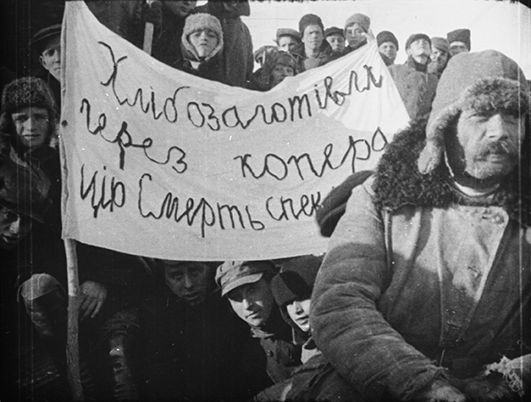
[
  {"xmin": 64, "ymin": 238, "xmax": 84, "ymax": 400},
  {"xmin": 143, "ymin": 0, "xmax": 155, "ymax": 55}
]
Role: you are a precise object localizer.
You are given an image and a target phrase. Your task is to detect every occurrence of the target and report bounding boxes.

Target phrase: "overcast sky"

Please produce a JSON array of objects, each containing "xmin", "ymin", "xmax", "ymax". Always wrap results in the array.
[{"xmin": 238, "ymin": 0, "xmax": 531, "ymax": 77}]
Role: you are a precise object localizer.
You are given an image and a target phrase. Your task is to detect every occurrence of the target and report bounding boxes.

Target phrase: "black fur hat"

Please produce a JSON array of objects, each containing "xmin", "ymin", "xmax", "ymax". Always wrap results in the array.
[{"xmin": 417, "ymin": 50, "xmax": 529, "ymax": 174}]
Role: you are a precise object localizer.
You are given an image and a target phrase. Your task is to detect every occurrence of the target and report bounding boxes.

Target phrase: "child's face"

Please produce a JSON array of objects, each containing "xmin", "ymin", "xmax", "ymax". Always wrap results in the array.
[
  {"xmin": 286, "ymin": 298, "xmax": 311, "ymax": 332},
  {"xmin": 11, "ymin": 106, "xmax": 50, "ymax": 150},
  {"xmin": 189, "ymin": 29, "xmax": 219, "ymax": 59}
]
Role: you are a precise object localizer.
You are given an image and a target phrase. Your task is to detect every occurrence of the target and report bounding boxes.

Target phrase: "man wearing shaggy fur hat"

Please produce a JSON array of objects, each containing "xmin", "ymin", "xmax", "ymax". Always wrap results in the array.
[
  {"xmin": 447, "ymin": 28, "xmax": 471, "ymax": 56},
  {"xmin": 291, "ymin": 14, "xmax": 333, "ymax": 72},
  {"xmin": 311, "ymin": 49, "xmax": 530, "ymax": 402},
  {"xmin": 176, "ymin": 13, "xmax": 225, "ymax": 83},
  {"xmin": 389, "ymin": 33, "xmax": 438, "ymax": 121},
  {"xmin": 376, "ymin": 30, "xmax": 399, "ymax": 66},
  {"xmin": 344, "ymin": 13, "xmax": 371, "ymax": 54},
  {"xmin": 428, "ymin": 36, "xmax": 450, "ymax": 78}
]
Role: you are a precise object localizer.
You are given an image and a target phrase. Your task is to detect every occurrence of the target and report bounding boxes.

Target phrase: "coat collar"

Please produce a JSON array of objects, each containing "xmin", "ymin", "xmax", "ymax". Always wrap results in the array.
[{"xmin": 372, "ymin": 119, "xmax": 530, "ymax": 227}]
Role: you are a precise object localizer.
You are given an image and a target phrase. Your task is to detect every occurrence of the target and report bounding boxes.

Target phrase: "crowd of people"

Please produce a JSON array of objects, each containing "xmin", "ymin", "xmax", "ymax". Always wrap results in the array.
[{"xmin": 1, "ymin": 1, "xmax": 530, "ymax": 401}]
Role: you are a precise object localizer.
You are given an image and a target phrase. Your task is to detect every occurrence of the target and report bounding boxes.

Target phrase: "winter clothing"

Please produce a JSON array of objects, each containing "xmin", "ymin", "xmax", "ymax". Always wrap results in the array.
[
  {"xmin": 298, "ymin": 14, "xmax": 324, "ymax": 35},
  {"xmin": 250, "ymin": 50, "xmax": 298, "ymax": 91},
  {"xmin": 344, "ymin": 13, "xmax": 370, "ymax": 32},
  {"xmin": 324, "ymin": 26, "xmax": 344, "ymax": 39},
  {"xmin": 292, "ymin": 42, "xmax": 333, "ymax": 72},
  {"xmin": 376, "ymin": 30, "xmax": 399, "ymax": 50},
  {"xmin": 431, "ymin": 36, "xmax": 449, "ymax": 53},
  {"xmin": 29, "ymin": 24, "xmax": 61, "ymax": 55},
  {"xmin": 447, "ymin": 28, "xmax": 471, "ymax": 50},
  {"xmin": 0, "ymin": 154, "xmax": 51, "ymax": 223},
  {"xmin": 271, "ymin": 256, "xmax": 322, "ymax": 308},
  {"xmin": 1, "ymin": 76, "xmax": 57, "ymax": 117},
  {"xmin": 136, "ymin": 286, "xmax": 252, "ymax": 401},
  {"xmin": 311, "ymin": 115, "xmax": 530, "ymax": 401},
  {"xmin": 196, "ymin": 1, "xmax": 254, "ymax": 88},
  {"xmin": 405, "ymin": 33, "xmax": 431, "ymax": 49},
  {"xmin": 276, "ymin": 28, "xmax": 301, "ymax": 42},
  {"xmin": 418, "ymin": 50, "xmax": 529, "ymax": 174},
  {"xmin": 216, "ymin": 260, "xmax": 276, "ymax": 296},
  {"xmin": 181, "ymin": 13, "xmax": 224, "ymax": 62},
  {"xmin": 388, "ymin": 57, "xmax": 438, "ymax": 121},
  {"xmin": 250, "ymin": 308, "xmax": 303, "ymax": 384},
  {"xmin": 315, "ymin": 170, "xmax": 373, "ymax": 237}
]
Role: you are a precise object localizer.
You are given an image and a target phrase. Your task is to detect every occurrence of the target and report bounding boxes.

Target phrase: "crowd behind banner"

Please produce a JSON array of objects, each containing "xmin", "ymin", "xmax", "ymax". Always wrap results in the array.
[{"xmin": 1, "ymin": 1, "xmax": 530, "ymax": 401}]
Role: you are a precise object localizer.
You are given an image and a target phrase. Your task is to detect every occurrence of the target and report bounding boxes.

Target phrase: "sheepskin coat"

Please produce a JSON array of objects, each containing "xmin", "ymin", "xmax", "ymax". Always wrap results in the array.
[{"xmin": 310, "ymin": 122, "xmax": 531, "ymax": 401}]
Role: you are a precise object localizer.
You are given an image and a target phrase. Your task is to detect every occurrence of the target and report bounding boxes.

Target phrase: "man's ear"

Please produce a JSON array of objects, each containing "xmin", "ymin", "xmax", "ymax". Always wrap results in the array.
[{"xmin": 39, "ymin": 55, "xmax": 45, "ymax": 69}]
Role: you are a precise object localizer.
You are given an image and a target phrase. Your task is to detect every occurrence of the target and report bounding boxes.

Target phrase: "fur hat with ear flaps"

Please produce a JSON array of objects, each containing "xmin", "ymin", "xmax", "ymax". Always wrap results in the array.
[
  {"xmin": 417, "ymin": 50, "xmax": 529, "ymax": 175},
  {"xmin": 181, "ymin": 13, "xmax": 224, "ymax": 63}
]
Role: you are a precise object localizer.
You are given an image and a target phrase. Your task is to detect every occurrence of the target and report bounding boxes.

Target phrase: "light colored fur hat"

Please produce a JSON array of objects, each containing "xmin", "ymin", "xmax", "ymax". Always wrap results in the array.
[
  {"xmin": 417, "ymin": 50, "xmax": 529, "ymax": 174},
  {"xmin": 181, "ymin": 13, "xmax": 224, "ymax": 62}
]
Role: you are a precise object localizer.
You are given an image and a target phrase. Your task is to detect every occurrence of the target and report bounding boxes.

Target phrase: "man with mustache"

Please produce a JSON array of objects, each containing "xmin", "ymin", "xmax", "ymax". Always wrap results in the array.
[
  {"xmin": 311, "ymin": 50, "xmax": 530, "ymax": 402},
  {"xmin": 389, "ymin": 33, "xmax": 439, "ymax": 121}
]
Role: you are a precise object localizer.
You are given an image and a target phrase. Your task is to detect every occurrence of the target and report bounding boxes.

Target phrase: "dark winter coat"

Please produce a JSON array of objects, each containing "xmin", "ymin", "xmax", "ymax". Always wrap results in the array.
[
  {"xmin": 137, "ymin": 287, "xmax": 253, "ymax": 401},
  {"xmin": 196, "ymin": 1, "xmax": 253, "ymax": 87},
  {"xmin": 250, "ymin": 307, "xmax": 303, "ymax": 384},
  {"xmin": 388, "ymin": 57, "xmax": 438, "ymax": 121},
  {"xmin": 311, "ymin": 122, "xmax": 531, "ymax": 401}
]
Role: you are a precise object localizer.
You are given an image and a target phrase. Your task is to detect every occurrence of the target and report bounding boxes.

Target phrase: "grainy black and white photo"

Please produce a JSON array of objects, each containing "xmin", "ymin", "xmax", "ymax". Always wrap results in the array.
[{"xmin": 1, "ymin": 0, "xmax": 530, "ymax": 401}]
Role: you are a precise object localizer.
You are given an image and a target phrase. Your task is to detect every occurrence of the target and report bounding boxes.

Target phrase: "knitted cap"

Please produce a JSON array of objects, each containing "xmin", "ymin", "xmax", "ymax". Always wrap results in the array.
[
  {"xmin": 376, "ymin": 30, "xmax": 399, "ymax": 50},
  {"xmin": 315, "ymin": 170, "xmax": 373, "ymax": 237},
  {"xmin": 298, "ymin": 14, "xmax": 324, "ymax": 35},
  {"xmin": 324, "ymin": 26, "xmax": 344, "ymax": 38},
  {"xmin": 181, "ymin": 13, "xmax": 224, "ymax": 62},
  {"xmin": 447, "ymin": 28, "xmax": 471, "ymax": 50},
  {"xmin": 405, "ymin": 33, "xmax": 431, "ymax": 49},
  {"xmin": 271, "ymin": 255, "xmax": 322, "ymax": 307},
  {"xmin": 0, "ymin": 155, "xmax": 51, "ymax": 223},
  {"xmin": 417, "ymin": 50, "xmax": 529, "ymax": 174},
  {"xmin": 431, "ymin": 37, "xmax": 449, "ymax": 53},
  {"xmin": 1, "ymin": 77, "xmax": 57, "ymax": 116},
  {"xmin": 215, "ymin": 260, "xmax": 276, "ymax": 297},
  {"xmin": 276, "ymin": 28, "xmax": 301, "ymax": 42},
  {"xmin": 344, "ymin": 13, "xmax": 370, "ymax": 32}
]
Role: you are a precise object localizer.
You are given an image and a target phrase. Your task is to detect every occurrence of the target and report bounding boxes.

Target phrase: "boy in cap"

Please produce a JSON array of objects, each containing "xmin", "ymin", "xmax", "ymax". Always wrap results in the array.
[
  {"xmin": 312, "ymin": 49, "xmax": 530, "ymax": 402},
  {"xmin": 30, "ymin": 24, "xmax": 61, "ymax": 107},
  {"xmin": 428, "ymin": 36, "xmax": 450, "ymax": 78},
  {"xmin": 216, "ymin": 260, "xmax": 302, "ymax": 384},
  {"xmin": 447, "ymin": 28, "xmax": 471, "ymax": 56},
  {"xmin": 376, "ymin": 30, "xmax": 399, "ymax": 66},
  {"xmin": 275, "ymin": 28, "xmax": 301, "ymax": 54},
  {"xmin": 178, "ymin": 13, "xmax": 226, "ymax": 83},
  {"xmin": 388, "ymin": 33, "xmax": 438, "ymax": 120},
  {"xmin": 324, "ymin": 26, "xmax": 346, "ymax": 56},
  {"xmin": 292, "ymin": 14, "xmax": 332, "ymax": 71},
  {"xmin": 344, "ymin": 13, "xmax": 371, "ymax": 54}
]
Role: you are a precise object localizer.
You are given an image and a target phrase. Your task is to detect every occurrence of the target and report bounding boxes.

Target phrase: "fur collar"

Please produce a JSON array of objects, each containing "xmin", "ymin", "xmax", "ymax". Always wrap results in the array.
[{"xmin": 372, "ymin": 119, "xmax": 530, "ymax": 227}]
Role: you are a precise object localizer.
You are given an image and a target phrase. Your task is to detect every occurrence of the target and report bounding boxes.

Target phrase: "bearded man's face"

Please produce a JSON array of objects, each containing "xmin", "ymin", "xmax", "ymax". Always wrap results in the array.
[{"xmin": 449, "ymin": 111, "xmax": 523, "ymax": 181}]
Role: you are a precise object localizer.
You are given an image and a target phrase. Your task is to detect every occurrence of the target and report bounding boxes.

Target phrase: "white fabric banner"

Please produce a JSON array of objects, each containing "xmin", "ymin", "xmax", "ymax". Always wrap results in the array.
[{"xmin": 61, "ymin": 1, "xmax": 409, "ymax": 260}]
